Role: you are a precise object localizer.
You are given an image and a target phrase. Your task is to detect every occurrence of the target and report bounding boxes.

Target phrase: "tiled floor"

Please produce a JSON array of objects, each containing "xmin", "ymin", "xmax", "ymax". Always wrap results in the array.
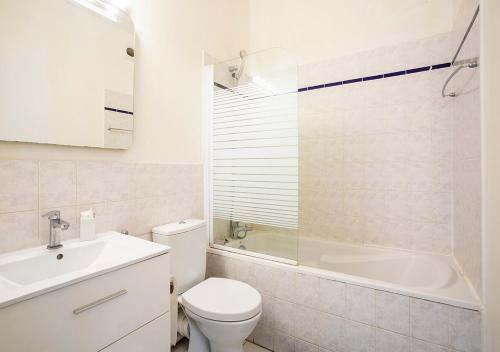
[{"xmin": 172, "ymin": 338, "xmax": 269, "ymax": 351}]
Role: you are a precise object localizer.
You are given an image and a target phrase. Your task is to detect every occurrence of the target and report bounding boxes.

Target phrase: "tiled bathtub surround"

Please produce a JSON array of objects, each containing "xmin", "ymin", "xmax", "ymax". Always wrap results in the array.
[
  {"xmin": 0, "ymin": 159, "xmax": 203, "ymax": 253},
  {"xmin": 207, "ymin": 252, "xmax": 481, "ymax": 352},
  {"xmin": 298, "ymin": 33, "xmax": 455, "ymax": 254}
]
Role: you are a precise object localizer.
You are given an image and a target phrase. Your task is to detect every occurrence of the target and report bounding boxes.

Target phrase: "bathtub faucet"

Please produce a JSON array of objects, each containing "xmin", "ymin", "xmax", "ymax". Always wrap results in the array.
[{"xmin": 230, "ymin": 220, "xmax": 252, "ymax": 239}]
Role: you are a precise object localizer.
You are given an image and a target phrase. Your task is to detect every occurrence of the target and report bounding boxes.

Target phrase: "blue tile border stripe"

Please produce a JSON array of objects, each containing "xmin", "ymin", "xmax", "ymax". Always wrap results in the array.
[
  {"xmin": 308, "ymin": 84, "xmax": 325, "ymax": 90},
  {"xmin": 325, "ymin": 81, "xmax": 342, "ymax": 87},
  {"xmin": 384, "ymin": 70, "xmax": 406, "ymax": 78},
  {"xmin": 298, "ymin": 62, "xmax": 451, "ymax": 92},
  {"xmin": 363, "ymin": 74, "xmax": 384, "ymax": 81},
  {"xmin": 432, "ymin": 62, "xmax": 452, "ymax": 70},
  {"xmin": 406, "ymin": 66, "xmax": 431, "ymax": 74},
  {"xmin": 105, "ymin": 107, "xmax": 134, "ymax": 115},
  {"xmin": 343, "ymin": 78, "xmax": 363, "ymax": 85}
]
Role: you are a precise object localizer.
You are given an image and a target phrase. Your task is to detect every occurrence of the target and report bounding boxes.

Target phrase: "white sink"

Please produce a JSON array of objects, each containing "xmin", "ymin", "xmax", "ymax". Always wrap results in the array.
[
  {"xmin": 0, "ymin": 241, "xmax": 107, "ymax": 285},
  {"xmin": 0, "ymin": 232, "xmax": 170, "ymax": 308}
]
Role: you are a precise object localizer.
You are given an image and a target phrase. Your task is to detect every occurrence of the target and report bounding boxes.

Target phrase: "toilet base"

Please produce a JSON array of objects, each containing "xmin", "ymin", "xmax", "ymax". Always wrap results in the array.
[
  {"xmin": 209, "ymin": 342, "xmax": 244, "ymax": 352},
  {"xmin": 187, "ymin": 315, "xmax": 210, "ymax": 352},
  {"xmin": 184, "ymin": 309, "xmax": 261, "ymax": 352}
]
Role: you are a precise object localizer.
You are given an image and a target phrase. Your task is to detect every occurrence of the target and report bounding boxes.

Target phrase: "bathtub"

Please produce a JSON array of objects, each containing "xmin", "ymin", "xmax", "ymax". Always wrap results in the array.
[{"xmin": 221, "ymin": 231, "xmax": 480, "ymax": 309}]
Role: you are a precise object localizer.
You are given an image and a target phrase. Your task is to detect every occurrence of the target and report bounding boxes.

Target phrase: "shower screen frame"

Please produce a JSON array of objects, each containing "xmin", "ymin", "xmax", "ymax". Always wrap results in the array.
[{"xmin": 202, "ymin": 48, "xmax": 299, "ymax": 266}]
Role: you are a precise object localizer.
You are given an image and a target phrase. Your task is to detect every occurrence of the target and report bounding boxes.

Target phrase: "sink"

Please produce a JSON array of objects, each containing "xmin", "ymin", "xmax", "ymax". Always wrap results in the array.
[
  {"xmin": 0, "ymin": 232, "xmax": 170, "ymax": 308},
  {"xmin": 0, "ymin": 241, "xmax": 107, "ymax": 285}
]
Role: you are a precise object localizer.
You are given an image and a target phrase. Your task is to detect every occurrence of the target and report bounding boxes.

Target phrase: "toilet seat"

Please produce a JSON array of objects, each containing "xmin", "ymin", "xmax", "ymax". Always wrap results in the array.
[{"xmin": 181, "ymin": 278, "xmax": 261, "ymax": 322}]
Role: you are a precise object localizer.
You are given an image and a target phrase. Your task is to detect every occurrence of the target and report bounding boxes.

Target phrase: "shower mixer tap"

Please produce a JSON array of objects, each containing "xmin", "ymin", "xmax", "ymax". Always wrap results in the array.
[{"xmin": 230, "ymin": 220, "xmax": 252, "ymax": 239}]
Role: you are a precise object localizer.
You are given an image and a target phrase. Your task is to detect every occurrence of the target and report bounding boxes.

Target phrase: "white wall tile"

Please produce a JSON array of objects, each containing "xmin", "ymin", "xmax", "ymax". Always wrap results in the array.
[
  {"xmin": 318, "ymin": 278, "xmax": 346, "ymax": 316},
  {"xmin": 375, "ymin": 291, "xmax": 410, "ymax": 335},
  {"xmin": 375, "ymin": 329, "xmax": 409, "ymax": 352},
  {"xmin": 346, "ymin": 285, "xmax": 376, "ymax": 325},
  {"xmin": 254, "ymin": 325, "xmax": 274, "ymax": 350},
  {"xmin": 39, "ymin": 161, "xmax": 76, "ymax": 208},
  {"xmin": 295, "ymin": 273, "xmax": 319, "ymax": 308},
  {"xmin": 448, "ymin": 307, "xmax": 481, "ymax": 352},
  {"xmin": 0, "ymin": 160, "xmax": 38, "ymax": 213},
  {"xmin": 0, "ymin": 159, "xmax": 203, "ymax": 253},
  {"xmin": 295, "ymin": 339, "xmax": 318, "ymax": 352},
  {"xmin": 317, "ymin": 312, "xmax": 344, "ymax": 351},
  {"xmin": 343, "ymin": 320, "xmax": 376, "ymax": 352},
  {"xmin": 260, "ymin": 294, "xmax": 275, "ymax": 329},
  {"xmin": 274, "ymin": 269, "xmax": 296, "ymax": 302},
  {"xmin": 410, "ymin": 339, "xmax": 448, "ymax": 352},
  {"xmin": 107, "ymin": 162, "xmax": 136, "ymax": 202},
  {"xmin": 0, "ymin": 211, "xmax": 38, "ymax": 253},
  {"xmin": 410, "ymin": 299, "xmax": 449, "ymax": 346},
  {"xmin": 294, "ymin": 306, "xmax": 319, "ymax": 344},
  {"xmin": 274, "ymin": 332, "xmax": 295, "ymax": 352},
  {"xmin": 105, "ymin": 200, "xmax": 138, "ymax": 235},
  {"xmin": 248, "ymin": 263, "xmax": 277, "ymax": 296},
  {"xmin": 298, "ymin": 38, "xmax": 455, "ymax": 254},
  {"xmin": 76, "ymin": 161, "xmax": 108, "ymax": 204},
  {"xmin": 274, "ymin": 299, "xmax": 295, "ymax": 336}
]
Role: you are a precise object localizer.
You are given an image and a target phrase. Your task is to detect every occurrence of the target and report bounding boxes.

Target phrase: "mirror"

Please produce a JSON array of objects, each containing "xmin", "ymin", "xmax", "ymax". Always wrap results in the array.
[{"xmin": 0, "ymin": 0, "xmax": 135, "ymax": 149}]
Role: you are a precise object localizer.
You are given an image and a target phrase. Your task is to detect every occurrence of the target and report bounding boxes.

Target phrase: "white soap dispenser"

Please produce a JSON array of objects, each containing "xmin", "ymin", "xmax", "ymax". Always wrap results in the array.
[{"xmin": 80, "ymin": 208, "xmax": 96, "ymax": 241}]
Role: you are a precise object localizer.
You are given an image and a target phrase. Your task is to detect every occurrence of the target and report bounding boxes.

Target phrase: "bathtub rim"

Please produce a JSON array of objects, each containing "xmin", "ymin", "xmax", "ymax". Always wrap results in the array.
[
  {"xmin": 212, "ymin": 241, "xmax": 298, "ymax": 265},
  {"xmin": 207, "ymin": 246, "xmax": 482, "ymax": 311}
]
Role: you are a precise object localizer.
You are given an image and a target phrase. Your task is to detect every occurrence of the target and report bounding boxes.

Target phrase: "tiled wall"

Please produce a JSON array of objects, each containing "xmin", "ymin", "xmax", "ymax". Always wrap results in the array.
[
  {"xmin": 451, "ymin": 3, "xmax": 482, "ymax": 296},
  {"xmin": 0, "ymin": 159, "xmax": 203, "ymax": 253},
  {"xmin": 207, "ymin": 252, "xmax": 481, "ymax": 352},
  {"xmin": 297, "ymin": 33, "xmax": 455, "ymax": 254}
]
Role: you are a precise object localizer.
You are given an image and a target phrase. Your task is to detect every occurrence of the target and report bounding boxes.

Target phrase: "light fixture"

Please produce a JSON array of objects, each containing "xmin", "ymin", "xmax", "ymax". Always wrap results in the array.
[
  {"xmin": 72, "ymin": 0, "xmax": 120, "ymax": 22},
  {"xmin": 107, "ymin": 0, "xmax": 132, "ymax": 10}
]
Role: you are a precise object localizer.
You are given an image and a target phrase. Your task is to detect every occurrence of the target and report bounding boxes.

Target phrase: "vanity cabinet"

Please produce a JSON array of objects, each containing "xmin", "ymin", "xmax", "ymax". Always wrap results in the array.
[
  {"xmin": 0, "ymin": 254, "xmax": 170, "ymax": 352},
  {"xmin": 101, "ymin": 313, "xmax": 170, "ymax": 352}
]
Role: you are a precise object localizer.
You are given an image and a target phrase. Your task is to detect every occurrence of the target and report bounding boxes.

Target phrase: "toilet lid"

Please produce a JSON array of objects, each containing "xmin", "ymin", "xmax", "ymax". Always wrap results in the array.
[{"xmin": 181, "ymin": 278, "xmax": 262, "ymax": 322}]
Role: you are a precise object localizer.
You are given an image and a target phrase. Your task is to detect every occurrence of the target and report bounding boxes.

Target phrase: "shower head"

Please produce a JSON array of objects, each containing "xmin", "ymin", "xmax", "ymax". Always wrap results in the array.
[{"xmin": 230, "ymin": 50, "xmax": 248, "ymax": 80}]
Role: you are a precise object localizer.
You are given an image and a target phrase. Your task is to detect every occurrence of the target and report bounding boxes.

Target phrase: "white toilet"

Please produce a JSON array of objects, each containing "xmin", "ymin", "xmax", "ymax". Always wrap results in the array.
[{"xmin": 152, "ymin": 219, "xmax": 262, "ymax": 352}]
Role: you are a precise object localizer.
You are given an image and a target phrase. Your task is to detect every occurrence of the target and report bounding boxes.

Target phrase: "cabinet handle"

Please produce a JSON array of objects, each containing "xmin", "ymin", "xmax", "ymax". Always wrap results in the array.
[{"xmin": 73, "ymin": 289, "xmax": 128, "ymax": 315}]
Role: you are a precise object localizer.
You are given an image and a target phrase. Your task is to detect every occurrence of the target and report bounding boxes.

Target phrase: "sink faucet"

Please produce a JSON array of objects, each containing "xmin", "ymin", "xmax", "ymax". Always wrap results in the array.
[{"xmin": 42, "ymin": 210, "xmax": 70, "ymax": 249}]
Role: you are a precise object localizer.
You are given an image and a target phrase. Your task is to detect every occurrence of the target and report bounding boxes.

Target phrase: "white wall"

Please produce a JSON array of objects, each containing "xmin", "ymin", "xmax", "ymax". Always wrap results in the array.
[
  {"xmin": 481, "ymin": 0, "xmax": 500, "ymax": 350},
  {"xmin": 249, "ymin": 0, "xmax": 455, "ymax": 65},
  {"xmin": 0, "ymin": 0, "xmax": 250, "ymax": 164}
]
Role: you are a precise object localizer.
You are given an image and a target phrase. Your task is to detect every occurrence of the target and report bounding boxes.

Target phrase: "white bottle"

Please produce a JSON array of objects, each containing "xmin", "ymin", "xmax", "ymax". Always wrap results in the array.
[{"xmin": 80, "ymin": 208, "xmax": 96, "ymax": 241}]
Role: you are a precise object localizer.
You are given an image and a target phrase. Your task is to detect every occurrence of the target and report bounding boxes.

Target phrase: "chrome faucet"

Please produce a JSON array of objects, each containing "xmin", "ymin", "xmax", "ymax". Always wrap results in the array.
[
  {"xmin": 42, "ymin": 210, "xmax": 70, "ymax": 249},
  {"xmin": 230, "ymin": 220, "xmax": 252, "ymax": 239}
]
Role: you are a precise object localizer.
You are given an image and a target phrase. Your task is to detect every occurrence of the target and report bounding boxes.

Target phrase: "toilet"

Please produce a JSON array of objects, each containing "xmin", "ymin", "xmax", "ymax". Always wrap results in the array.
[{"xmin": 152, "ymin": 219, "xmax": 262, "ymax": 352}]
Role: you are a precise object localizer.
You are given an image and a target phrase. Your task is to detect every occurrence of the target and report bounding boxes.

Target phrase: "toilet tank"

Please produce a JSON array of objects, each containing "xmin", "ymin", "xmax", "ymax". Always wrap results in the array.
[{"xmin": 152, "ymin": 219, "xmax": 207, "ymax": 294}]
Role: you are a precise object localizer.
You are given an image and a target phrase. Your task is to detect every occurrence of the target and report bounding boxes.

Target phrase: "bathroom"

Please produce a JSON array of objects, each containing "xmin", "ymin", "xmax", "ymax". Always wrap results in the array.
[{"xmin": 0, "ymin": 0, "xmax": 500, "ymax": 351}]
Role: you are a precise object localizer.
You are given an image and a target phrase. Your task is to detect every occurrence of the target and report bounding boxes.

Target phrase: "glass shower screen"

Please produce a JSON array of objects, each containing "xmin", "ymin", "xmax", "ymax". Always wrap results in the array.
[{"xmin": 209, "ymin": 48, "xmax": 299, "ymax": 263}]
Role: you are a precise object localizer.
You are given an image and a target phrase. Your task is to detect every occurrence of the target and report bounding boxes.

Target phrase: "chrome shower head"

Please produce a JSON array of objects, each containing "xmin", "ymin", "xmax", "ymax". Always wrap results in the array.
[{"xmin": 230, "ymin": 50, "xmax": 248, "ymax": 80}]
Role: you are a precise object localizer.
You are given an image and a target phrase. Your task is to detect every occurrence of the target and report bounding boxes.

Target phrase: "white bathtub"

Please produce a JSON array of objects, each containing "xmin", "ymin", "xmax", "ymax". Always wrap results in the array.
[{"xmin": 222, "ymin": 231, "xmax": 480, "ymax": 309}]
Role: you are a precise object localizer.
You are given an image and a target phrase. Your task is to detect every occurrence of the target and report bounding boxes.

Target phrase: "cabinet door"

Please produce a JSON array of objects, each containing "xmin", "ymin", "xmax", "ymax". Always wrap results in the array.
[
  {"xmin": 0, "ymin": 254, "xmax": 170, "ymax": 352},
  {"xmin": 100, "ymin": 313, "xmax": 170, "ymax": 352}
]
